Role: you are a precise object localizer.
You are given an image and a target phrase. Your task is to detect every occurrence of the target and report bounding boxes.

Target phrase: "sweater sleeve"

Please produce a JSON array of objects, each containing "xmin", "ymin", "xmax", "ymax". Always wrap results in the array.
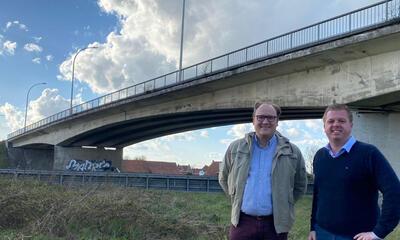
[
  {"xmin": 310, "ymin": 153, "xmax": 319, "ymax": 231},
  {"xmin": 370, "ymin": 147, "xmax": 400, "ymax": 239}
]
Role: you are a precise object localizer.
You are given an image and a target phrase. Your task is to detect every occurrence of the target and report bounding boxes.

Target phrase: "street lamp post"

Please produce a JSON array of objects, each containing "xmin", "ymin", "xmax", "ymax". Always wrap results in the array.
[
  {"xmin": 70, "ymin": 46, "xmax": 98, "ymax": 114},
  {"xmin": 178, "ymin": 0, "xmax": 186, "ymax": 82},
  {"xmin": 24, "ymin": 82, "xmax": 46, "ymax": 132}
]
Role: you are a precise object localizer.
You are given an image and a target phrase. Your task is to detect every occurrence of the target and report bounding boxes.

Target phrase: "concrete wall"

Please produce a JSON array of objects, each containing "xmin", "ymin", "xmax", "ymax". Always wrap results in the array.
[
  {"xmin": 352, "ymin": 112, "xmax": 400, "ymax": 177},
  {"xmin": 53, "ymin": 146, "xmax": 122, "ymax": 170},
  {"xmin": 6, "ymin": 147, "xmax": 54, "ymax": 170}
]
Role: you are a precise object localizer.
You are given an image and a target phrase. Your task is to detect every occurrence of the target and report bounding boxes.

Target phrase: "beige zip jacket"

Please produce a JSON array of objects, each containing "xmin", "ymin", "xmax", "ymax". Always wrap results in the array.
[{"xmin": 219, "ymin": 131, "xmax": 307, "ymax": 234}]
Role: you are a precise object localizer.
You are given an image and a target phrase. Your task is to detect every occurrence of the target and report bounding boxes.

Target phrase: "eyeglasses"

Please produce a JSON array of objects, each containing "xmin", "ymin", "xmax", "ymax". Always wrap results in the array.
[{"xmin": 255, "ymin": 115, "xmax": 277, "ymax": 122}]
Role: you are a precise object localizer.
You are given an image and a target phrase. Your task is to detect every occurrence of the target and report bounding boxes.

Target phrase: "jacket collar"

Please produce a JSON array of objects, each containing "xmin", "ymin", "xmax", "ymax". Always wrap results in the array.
[{"xmin": 244, "ymin": 131, "xmax": 292, "ymax": 155}]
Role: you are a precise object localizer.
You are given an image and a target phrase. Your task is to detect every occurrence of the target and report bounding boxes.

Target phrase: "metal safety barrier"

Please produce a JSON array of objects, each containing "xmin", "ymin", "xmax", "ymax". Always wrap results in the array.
[
  {"xmin": 0, "ymin": 169, "xmax": 223, "ymax": 192},
  {"xmin": 0, "ymin": 169, "xmax": 315, "ymax": 194}
]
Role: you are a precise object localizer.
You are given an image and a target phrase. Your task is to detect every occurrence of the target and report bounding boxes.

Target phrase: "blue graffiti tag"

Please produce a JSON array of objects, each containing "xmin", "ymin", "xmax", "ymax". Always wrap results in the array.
[{"xmin": 66, "ymin": 159, "xmax": 112, "ymax": 172}]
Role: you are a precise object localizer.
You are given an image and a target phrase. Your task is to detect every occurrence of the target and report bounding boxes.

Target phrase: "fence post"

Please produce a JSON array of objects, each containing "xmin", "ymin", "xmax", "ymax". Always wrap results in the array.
[
  {"xmin": 386, "ymin": 0, "xmax": 389, "ymax": 20},
  {"xmin": 348, "ymin": 13, "xmax": 352, "ymax": 33}
]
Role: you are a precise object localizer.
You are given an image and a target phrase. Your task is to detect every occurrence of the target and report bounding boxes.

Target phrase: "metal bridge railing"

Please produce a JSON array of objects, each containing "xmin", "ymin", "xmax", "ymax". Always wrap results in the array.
[
  {"xmin": 0, "ymin": 169, "xmax": 223, "ymax": 192},
  {"xmin": 8, "ymin": 0, "xmax": 400, "ymax": 139}
]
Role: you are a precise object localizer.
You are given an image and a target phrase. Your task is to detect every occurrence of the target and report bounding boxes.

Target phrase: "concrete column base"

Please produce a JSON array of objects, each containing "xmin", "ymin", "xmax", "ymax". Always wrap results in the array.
[
  {"xmin": 54, "ymin": 146, "xmax": 122, "ymax": 171},
  {"xmin": 352, "ymin": 112, "xmax": 400, "ymax": 177}
]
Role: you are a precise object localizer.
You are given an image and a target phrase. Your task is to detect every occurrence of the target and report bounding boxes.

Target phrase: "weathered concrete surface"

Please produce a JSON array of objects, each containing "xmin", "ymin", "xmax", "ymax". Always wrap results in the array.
[
  {"xmin": 352, "ymin": 112, "xmax": 400, "ymax": 177},
  {"xmin": 53, "ymin": 146, "xmax": 122, "ymax": 171},
  {"xmin": 7, "ymin": 147, "xmax": 54, "ymax": 170}
]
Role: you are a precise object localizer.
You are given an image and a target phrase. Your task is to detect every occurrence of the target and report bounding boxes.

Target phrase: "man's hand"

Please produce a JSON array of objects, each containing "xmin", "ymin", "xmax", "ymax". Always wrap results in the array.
[
  {"xmin": 308, "ymin": 231, "xmax": 316, "ymax": 240},
  {"xmin": 353, "ymin": 232, "xmax": 380, "ymax": 240}
]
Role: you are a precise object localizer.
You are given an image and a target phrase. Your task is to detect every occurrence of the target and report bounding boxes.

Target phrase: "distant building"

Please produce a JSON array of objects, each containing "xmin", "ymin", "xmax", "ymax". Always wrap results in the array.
[
  {"xmin": 202, "ymin": 160, "xmax": 221, "ymax": 176},
  {"xmin": 177, "ymin": 164, "xmax": 193, "ymax": 175},
  {"xmin": 122, "ymin": 160, "xmax": 180, "ymax": 175},
  {"xmin": 121, "ymin": 159, "xmax": 221, "ymax": 176}
]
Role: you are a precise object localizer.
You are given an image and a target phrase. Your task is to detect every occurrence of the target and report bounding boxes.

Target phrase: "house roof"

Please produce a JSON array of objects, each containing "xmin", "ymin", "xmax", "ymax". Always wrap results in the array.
[
  {"xmin": 203, "ymin": 160, "xmax": 221, "ymax": 176},
  {"xmin": 122, "ymin": 160, "xmax": 180, "ymax": 175}
]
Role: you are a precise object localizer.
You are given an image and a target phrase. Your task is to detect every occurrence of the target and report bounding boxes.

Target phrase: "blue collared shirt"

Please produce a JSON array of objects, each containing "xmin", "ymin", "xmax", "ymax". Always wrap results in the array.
[
  {"xmin": 325, "ymin": 136, "xmax": 356, "ymax": 158},
  {"xmin": 241, "ymin": 134, "xmax": 277, "ymax": 216}
]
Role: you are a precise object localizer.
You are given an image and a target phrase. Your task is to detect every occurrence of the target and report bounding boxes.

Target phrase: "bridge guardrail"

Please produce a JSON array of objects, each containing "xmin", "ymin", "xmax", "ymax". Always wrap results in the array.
[
  {"xmin": 0, "ymin": 169, "xmax": 314, "ymax": 194},
  {"xmin": 8, "ymin": 0, "xmax": 400, "ymax": 139},
  {"xmin": 0, "ymin": 169, "xmax": 223, "ymax": 192}
]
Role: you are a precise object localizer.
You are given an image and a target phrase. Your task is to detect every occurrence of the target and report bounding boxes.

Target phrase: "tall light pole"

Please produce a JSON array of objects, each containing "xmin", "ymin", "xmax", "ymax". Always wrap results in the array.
[
  {"xmin": 24, "ymin": 82, "xmax": 46, "ymax": 132},
  {"xmin": 178, "ymin": 0, "xmax": 186, "ymax": 82},
  {"xmin": 70, "ymin": 46, "xmax": 98, "ymax": 114}
]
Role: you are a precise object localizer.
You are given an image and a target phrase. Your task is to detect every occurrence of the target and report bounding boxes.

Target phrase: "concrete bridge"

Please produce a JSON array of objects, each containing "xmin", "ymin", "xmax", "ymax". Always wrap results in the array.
[{"xmin": 6, "ymin": 1, "xmax": 400, "ymax": 175}]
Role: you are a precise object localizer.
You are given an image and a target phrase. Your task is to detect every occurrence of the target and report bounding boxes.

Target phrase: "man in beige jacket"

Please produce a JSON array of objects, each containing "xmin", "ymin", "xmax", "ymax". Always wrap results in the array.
[{"xmin": 219, "ymin": 101, "xmax": 307, "ymax": 240}]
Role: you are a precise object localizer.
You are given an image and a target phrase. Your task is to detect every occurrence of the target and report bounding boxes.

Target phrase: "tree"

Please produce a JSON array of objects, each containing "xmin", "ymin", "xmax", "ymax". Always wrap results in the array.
[{"xmin": 303, "ymin": 144, "xmax": 321, "ymax": 181}]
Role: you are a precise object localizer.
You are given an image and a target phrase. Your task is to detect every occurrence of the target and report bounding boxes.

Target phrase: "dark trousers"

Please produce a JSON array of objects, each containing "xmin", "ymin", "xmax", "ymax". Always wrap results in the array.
[{"xmin": 229, "ymin": 212, "xmax": 288, "ymax": 240}]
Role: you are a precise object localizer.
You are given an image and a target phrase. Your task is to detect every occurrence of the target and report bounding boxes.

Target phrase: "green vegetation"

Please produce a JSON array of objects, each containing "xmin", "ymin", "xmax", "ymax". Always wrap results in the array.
[{"xmin": 0, "ymin": 178, "xmax": 398, "ymax": 240}]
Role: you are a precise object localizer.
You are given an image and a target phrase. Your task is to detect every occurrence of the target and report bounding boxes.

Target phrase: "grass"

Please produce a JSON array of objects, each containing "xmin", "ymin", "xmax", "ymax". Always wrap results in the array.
[{"xmin": 0, "ymin": 178, "xmax": 398, "ymax": 240}]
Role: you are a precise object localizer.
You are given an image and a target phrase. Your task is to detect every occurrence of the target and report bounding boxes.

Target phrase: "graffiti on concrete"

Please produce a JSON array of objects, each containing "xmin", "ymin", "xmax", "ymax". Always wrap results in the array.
[{"xmin": 66, "ymin": 159, "xmax": 112, "ymax": 172}]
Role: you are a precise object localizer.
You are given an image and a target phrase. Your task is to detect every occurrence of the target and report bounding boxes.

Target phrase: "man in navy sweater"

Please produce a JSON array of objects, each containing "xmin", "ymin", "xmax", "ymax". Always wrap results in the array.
[{"xmin": 308, "ymin": 104, "xmax": 400, "ymax": 240}]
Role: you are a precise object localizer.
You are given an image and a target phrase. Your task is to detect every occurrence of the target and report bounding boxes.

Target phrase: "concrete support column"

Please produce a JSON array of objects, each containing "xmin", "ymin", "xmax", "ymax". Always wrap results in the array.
[
  {"xmin": 352, "ymin": 112, "xmax": 400, "ymax": 177},
  {"xmin": 6, "ymin": 146, "xmax": 54, "ymax": 170},
  {"xmin": 54, "ymin": 146, "xmax": 122, "ymax": 171}
]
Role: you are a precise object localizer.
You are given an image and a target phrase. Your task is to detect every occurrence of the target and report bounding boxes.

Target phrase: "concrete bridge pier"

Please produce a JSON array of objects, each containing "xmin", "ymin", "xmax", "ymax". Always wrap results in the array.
[
  {"xmin": 352, "ymin": 112, "xmax": 400, "ymax": 177},
  {"xmin": 53, "ymin": 146, "xmax": 122, "ymax": 171},
  {"xmin": 6, "ymin": 145, "xmax": 54, "ymax": 170}
]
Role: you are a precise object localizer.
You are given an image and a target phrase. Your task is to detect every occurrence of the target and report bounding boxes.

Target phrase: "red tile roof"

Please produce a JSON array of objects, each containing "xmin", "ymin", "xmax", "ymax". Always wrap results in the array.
[
  {"xmin": 122, "ymin": 160, "xmax": 180, "ymax": 175},
  {"xmin": 203, "ymin": 161, "xmax": 221, "ymax": 176},
  {"xmin": 121, "ymin": 160, "xmax": 221, "ymax": 176}
]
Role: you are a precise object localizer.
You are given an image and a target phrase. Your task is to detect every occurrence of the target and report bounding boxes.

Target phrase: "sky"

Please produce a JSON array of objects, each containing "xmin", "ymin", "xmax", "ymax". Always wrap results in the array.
[{"xmin": 0, "ymin": 0, "xmax": 380, "ymax": 169}]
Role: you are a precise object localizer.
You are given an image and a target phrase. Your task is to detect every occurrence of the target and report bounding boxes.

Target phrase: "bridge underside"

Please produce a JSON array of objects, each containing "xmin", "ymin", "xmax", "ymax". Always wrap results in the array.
[
  {"xmin": 59, "ymin": 107, "xmax": 326, "ymax": 148},
  {"xmin": 349, "ymin": 90, "xmax": 400, "ymax": 112}
]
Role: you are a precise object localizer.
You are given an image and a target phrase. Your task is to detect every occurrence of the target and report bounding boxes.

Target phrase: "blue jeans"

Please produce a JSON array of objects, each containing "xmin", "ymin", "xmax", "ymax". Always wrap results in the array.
[{"xmin": 315, "ymin": 224, "xmax": 353, "ymax": 240}]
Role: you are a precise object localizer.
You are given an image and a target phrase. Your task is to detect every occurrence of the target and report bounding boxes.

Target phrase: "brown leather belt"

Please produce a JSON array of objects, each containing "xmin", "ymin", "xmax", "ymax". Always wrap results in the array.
[{"xmin": 241, "ymin": 211, "xmax": 273, "ymax": 221}]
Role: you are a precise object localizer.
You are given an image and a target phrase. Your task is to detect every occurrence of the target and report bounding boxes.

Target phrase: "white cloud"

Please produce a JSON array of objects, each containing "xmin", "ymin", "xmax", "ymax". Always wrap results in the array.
[
  {"xmin": 24, "ymin": 43, "xmax": 43, "ymax": 52},
  {"xmin": 207, "ymin": 152, "xmax": 223, "ymax": 161},
  {"xmin": 163, "ymin": 131, "xmax": 195, "ymax": 142},
  {"xmin": 219, "ymin": 123, "xmax": 253, "ymax": 147},
  {"xmin": 32, "ymin": 57, "xmax": 41, "ymax": 64},
  {"xmin": 33, "ymin": 36, "xmax": 42, "ymax": 43},
  {"xmin": 124, "ymin": 138, "xmax": 177, "ymax": 162},
  {"xmin": 220, "ymin": 138, "xmax": 233, "ymax": 146},
  {"xmin": 286, "ymin": 127, "xmax": 301, "ymax": 138},
  {"xmin": 5, "ymin": 20, "xmax": 28, "ymax": 31},
  {"xmin": 46, "ymin": 55, "xmax": 53, "ymax": 61},
  {"xmin": 24, "ymin": 89, "xmax": 70, "ymax": 126},
  {"xmin": 0, "ymin": 89, "xmax": 69, "ymax": 136},
  {"xmin": 304, "ymin": 119, "xmax": 323, "ymax": 131},
  {"xmin": 228, "ymin": 123, "xmax": 253, "ymax": 139},
  {"xmin": 56, "ymin": 0, "xmax": 381, "ymax": 97},
  {"xmin": 200, "ymin": 130, "xmax": 208, "ymax": 138},
  {"xmin": 0, "ymin": 103, "xmax": 24, "ymax": 131},
  {"xmin": 3, "ymin": 40, "xmax": 17, "ymax": 55}
]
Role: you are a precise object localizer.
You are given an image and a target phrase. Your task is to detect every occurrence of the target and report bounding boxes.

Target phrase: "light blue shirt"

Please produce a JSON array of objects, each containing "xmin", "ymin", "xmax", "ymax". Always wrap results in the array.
[
  {"xmin": 325, "ymin": 136, "xmax": 356, "ymax": 158},
  {"xmin": 241, "ymin": 134, "xmax": 277, "ymax": 216}
]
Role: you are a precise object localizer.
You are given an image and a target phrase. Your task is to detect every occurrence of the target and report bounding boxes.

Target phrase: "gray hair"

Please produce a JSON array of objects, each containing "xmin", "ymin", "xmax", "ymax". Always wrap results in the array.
[{"xmin": 253, "ymin": 101, "xmax": 281, "ymax": 118}]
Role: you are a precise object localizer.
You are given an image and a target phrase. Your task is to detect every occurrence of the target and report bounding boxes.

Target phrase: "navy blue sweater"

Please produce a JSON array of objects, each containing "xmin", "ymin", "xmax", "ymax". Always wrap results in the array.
[{"xmin": 310, "ymin": 141, "xmax": 400, "ymax": 238}]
